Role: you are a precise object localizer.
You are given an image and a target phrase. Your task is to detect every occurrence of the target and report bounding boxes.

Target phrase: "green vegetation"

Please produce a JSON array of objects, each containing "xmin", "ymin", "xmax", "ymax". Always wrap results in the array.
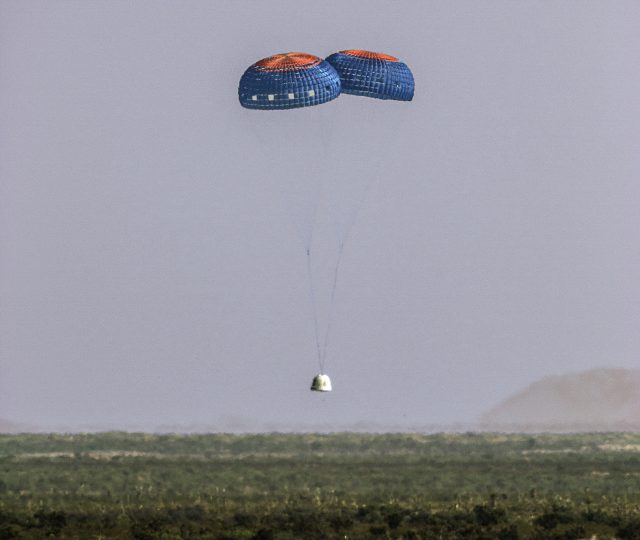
[{"xmin": 1, "ymin": 432, "xmax": 640, "ymax": 538}]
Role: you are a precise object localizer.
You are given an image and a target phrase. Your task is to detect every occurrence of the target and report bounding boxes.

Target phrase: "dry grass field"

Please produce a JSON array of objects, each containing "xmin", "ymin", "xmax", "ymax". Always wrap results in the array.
[{"xmin": 1, "ymin": 432, "xmax": 640, "ymax": 538}]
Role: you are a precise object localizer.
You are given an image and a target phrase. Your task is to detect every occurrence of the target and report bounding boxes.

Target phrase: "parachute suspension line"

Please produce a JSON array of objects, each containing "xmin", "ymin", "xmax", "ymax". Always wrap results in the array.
[
  {"xmin": 320, "ymin": 239, "xmax": 345, "ymax": 364},
  {"xmin": 305, "ymin": 132, "xmax": 326, "ymax": 372},
  {"xmin": 319, "ymin": 102, "xmax": 409, "ymax": 363},
  {"xmin": 320, "ymin": 163, "xmax": 379, "ymax": 365},
  {"xmin": 306, "ymin": 247, "xmax": 323, "ymax": 372},
  {"xmin": 308, "ymin": 103, "xmax": 335, "ymax": 371}
]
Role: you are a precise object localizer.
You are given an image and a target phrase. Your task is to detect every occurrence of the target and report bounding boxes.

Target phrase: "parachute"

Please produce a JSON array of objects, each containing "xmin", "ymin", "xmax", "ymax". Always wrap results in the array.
[
  {"xmin": 325, "ymin": 50, "xmax": 415, "ymax": 101},
  {"xmin": 238, "ymin": 50, "xmax": 414, "ymax": 393},
  {"xmin": 238, "ymin": 52, "xmax": 341, "ymax": 110}
]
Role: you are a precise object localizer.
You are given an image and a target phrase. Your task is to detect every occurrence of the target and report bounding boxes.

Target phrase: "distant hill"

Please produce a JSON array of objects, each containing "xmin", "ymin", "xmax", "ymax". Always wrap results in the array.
[{"xmin": 479, "ymin": 368, "xmax": 640, "ymax": 432}]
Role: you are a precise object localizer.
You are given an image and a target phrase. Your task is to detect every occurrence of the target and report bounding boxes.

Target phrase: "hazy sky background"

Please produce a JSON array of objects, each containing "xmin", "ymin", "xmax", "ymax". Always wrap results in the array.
[{"xmin": 1, "ymin": 1, "xmax": 639, "ymax": 431}]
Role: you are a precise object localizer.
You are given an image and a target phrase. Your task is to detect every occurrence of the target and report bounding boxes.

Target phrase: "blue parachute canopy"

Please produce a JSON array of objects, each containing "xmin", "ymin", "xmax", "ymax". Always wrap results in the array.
[
  {"xmin": 239, "ymin": 52, "xmax": 341, "ymax": 110},
  {"xmin": 325, "ymin": 50, "xmax": 414, "ymax": 101}
]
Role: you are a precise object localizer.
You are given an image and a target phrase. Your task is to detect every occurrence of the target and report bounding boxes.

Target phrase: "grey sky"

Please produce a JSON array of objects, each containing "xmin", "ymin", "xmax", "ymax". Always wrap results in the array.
[{"xmin": 1, "ymin": 1, "xmax": 639, "ymax": 430}]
